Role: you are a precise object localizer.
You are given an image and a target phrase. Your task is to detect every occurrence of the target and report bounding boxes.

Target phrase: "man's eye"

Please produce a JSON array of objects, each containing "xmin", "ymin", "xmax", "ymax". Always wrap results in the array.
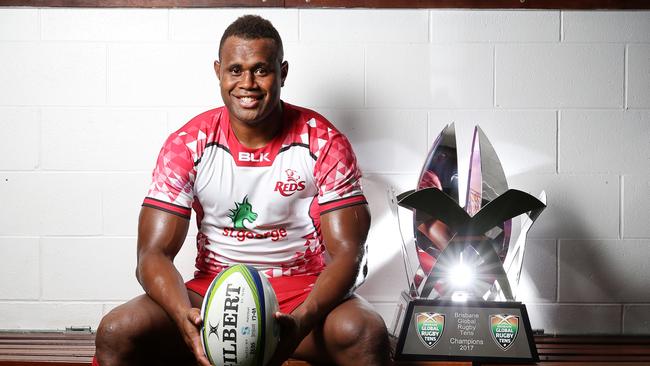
[
  {"xmin": 255, "ymin": 68, "xmax": 268, "ymax": 76},
  {"xmin": 230, "ymin": 67, "xmax": 242, "ymax": 75}
]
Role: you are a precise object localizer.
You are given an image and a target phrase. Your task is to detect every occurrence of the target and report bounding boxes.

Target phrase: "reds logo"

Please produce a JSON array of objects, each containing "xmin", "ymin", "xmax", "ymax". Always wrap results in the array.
[{"xmin": 274, "ymin": 169, "xmax": 306, "ymax": 197}]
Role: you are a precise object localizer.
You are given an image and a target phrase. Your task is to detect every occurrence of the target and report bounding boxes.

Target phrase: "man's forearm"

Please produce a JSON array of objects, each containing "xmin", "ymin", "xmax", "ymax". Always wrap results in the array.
[
  {"xmin": 292, "ymin": 204, "xmax": 370, "ymax": 332},
  {"xmin": 137, "ymin": 253, "xmax": 193, "ymax": 324},
  {"xmin": 136, "ymin": 207, "xmax": 193, "ymax": 325},
  {"xmin": 292, "ymin": 247, "xmax": 363, "ymax": 331}
]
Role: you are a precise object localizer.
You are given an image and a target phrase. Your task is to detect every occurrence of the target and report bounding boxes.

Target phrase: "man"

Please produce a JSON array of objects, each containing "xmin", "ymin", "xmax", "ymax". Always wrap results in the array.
[{"xmin": 94, "ymin": 15, "xmax": 391, "ymax": 366}]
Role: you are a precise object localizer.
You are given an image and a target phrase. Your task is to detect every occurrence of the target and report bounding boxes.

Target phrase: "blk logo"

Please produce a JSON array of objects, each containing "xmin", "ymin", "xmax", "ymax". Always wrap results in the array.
[{"xmin": 239, "ymin": 152, "xmax": 270, "ymax": 163}]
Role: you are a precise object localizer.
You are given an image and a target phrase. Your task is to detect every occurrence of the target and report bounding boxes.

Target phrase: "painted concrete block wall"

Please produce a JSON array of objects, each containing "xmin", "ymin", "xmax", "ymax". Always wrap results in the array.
[{"xmin": 0, "ymin": 8, "xmax": 648, "ymax": 336}]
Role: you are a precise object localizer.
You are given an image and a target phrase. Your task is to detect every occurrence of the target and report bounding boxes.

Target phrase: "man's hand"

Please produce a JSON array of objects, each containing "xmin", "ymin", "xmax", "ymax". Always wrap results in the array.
[
  {"xmin": 266, "ymin": 311, "xmax": 309, "ymax": 366},
  {"xmin": 177, "ymin": 307, "xmax": 212, "ymax": 366}
]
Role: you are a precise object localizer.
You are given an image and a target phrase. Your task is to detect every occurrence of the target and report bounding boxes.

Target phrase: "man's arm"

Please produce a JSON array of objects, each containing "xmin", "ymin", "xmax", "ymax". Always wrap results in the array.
[
  {"xmin": 135, "ymin": 206, "xmax": 211, "ymax": 366},
  {"xmin": 271, "ymin": 203, "xmax": 371, "ymax": 364}
]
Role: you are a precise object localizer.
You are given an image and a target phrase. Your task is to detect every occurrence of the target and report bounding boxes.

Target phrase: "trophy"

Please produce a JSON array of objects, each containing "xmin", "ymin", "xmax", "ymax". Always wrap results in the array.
[{"xmin": 389, "ymin": 124, "xmax": 546, "ymax": 363}]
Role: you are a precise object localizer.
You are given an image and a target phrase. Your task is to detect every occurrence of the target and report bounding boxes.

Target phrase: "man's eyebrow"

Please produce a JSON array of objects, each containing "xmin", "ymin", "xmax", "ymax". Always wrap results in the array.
[
  {"xmin": 252, "ymin": 62, "xmax": 272, "ymax": 69},
  {"xmin": 225, "ymin": 62, "xmax": 271, "ymax": 69}
]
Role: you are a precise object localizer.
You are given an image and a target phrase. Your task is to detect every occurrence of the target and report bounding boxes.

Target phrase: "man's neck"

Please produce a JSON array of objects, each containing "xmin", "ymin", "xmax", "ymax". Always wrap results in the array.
[{"xmin": 230, "ymin": 105, "xmax": 283, "ymax": 149}]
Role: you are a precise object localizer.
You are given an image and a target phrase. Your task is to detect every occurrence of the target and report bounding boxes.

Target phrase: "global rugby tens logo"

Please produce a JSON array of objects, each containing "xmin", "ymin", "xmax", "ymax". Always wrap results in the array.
[
  {"xmin": 415, "ymin": 312, "xmax": 445, "ymax": 349},
  {"xmin": 274, "ymin": 169, "xmax": 306, "ymax": 197},
  {"xmin": 490, "ymin": 314, "xmax": 519, "ymax": 351}
]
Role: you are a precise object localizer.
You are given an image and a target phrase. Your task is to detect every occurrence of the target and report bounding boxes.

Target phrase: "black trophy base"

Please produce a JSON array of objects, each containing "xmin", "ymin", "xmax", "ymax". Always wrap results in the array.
[{"xmin": 390, "ymin": 291, "xmax": 539, "ymax": 363}]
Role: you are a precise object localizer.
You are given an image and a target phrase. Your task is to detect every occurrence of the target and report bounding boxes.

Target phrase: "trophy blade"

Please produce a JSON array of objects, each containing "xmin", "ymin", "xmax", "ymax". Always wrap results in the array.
[
  {"xmin": 416, "ymin": 123, "xmax": 459, "ymax": 200},
  {"xmin": 388, "ymin": 187, "xmax": 418, "ymax": 296},
  {"xmin": 503, "ymin": 191, "xmax": 547, "ymax": 299},
  {"xmin": 399, "ymin": 188, "xmax": 470, "ymax": 230},
  {"xmin": 477, "ymin": 126, "xmax": 508, "ymax": 204},
  {"xmin": 465, "ymin": 126, "xmax": 512, "ymax": 259},
  {"xmin": 465, "ymin": 127, "xmax": 483, "ymax": 215},
  {"xmin": 477, "ymin": 127, "xmax": 512, "ymax": 260},
  {"xmin": 411, "ymin": 123, "xmax": 459, "ymax": 292},
  {"xmin": 475, "ymin": 239, "xmax": 514, "ymax": 301},
  {"xmin": 468, "ymin": 189, "xmax": 546, "ymax": 236}
]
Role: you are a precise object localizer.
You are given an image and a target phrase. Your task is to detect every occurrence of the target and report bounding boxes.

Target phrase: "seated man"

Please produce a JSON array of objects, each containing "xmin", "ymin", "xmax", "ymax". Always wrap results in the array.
[{"xmin": 94, "ymin": 14, "xmax": 392, "ymax": 366}]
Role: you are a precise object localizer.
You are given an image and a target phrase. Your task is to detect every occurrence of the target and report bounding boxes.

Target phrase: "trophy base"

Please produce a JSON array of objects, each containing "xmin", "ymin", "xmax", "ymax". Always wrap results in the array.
[{"xmin": 390, "ymin": 291, "xmax": 539, "ymax": 363}]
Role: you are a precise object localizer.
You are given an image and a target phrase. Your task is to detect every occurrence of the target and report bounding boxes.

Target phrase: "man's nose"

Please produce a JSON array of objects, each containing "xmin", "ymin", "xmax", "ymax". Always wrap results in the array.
[{"xmin": 240, "ymin": 71, "xmax": 256, "ymax": 88}]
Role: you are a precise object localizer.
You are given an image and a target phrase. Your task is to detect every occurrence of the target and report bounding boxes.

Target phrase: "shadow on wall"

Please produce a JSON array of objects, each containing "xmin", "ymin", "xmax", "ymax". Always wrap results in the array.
[{"xmin": 508, "ymin": 173, "xmax": 630, "ymax": 335}]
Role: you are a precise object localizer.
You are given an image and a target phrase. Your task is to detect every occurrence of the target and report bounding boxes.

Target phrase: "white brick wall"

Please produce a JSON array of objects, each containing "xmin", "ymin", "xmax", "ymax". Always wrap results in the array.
[
  {"xmin": 560, "ymin": 110, "xmax": 650, "ymax": 174},
  {"xmin": 0, "ymin": 9, "xmax": 39, "ymax": 40},
  {"xmin": 527, "ymin": 304, "xmax": 622, "ymax": 334},
  {"xmin": 0, "ymin": 43, "xmax": 107, "ymax": 106},
  {"xmin": 108, "ymin": 43, "xmax": 218, "ymax": 106},
  {"xmin": 623, "ymin": 175, "xmax": 650, "ymax": 238},
  {"xmin": 300, "ymin": 10, "xmax": 429, "ymax": 43},
  {"xmin": 562, "ymin": 11, "xmax": 650, "ymax": 42},
  {"xmin": 430, "ymin": 10, "xmax": 560, "ymax": 42},
  {"xmin": 0, "ymin": 108, "xmax": 39, "ymax": 170},
  {"xmin": 169, "ymin": 9, "xmax": 299, "ymax": 42},
  {"xmin": 0, "ymin": 238, "xmax": 40, "ymax": 300},
  {"xmin": 283, "ymin": 43, "xmax": 365, "ymax": 108},
  {"xmin": 495, "ymin": 44, "xmax": 624, "ymax": 108},
  {"xmin": 628, "ymin": 44, "xmax": 650, "ymax": 108},
  {"xmin": 41, "ymin": 109, "xmax": 168, "ymax": 171},
  {"xmin": 41, "ymin": 9, "xmax": 169, "ymax": 41},
  {"xmin": 0, "ymin": 8, "xmax": 649, "ymax": 336},
  {"xmin": 559, "ymin": 239, "xmax": 650, "ymax": 302}
]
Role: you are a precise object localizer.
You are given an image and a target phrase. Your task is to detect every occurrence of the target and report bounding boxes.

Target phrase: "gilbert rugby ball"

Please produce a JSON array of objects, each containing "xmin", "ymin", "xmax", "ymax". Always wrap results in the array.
[{"xmin": 200, "ymin": 264, "xmax": 280, "ymax": 366}]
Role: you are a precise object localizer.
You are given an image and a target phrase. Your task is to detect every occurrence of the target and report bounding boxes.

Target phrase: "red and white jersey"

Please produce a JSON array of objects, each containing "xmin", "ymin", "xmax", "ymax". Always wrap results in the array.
[{"xmin": 143, "ymin": 102, "xmax": 366, "ymax": 279}]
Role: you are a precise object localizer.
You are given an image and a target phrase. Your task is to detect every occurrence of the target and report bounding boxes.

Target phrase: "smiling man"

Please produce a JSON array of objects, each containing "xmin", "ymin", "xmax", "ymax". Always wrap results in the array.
[{"xmin": 93, "ymin": 15, "xmax": 391, "ymax": 366}]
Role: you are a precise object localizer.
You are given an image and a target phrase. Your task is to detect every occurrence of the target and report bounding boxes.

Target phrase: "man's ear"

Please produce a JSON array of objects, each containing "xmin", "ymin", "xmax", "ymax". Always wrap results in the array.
[
  {"xmin": 280, "ymin": 61, "xmax": 288, "ymax": 87},
  {"xmin": 214, "ymin": 60, "xmax": 221, "ymax": 81}
]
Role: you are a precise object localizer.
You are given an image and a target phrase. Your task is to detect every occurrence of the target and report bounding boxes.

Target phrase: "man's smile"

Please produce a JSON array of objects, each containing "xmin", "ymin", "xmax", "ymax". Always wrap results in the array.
[{"xmin": 235, "ymin": 94, "xmax": 263, "ymax": 108}]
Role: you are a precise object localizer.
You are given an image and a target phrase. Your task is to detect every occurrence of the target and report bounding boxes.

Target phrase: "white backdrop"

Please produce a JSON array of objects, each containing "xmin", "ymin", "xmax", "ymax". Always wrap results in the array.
[{"xmin": 0, "ymin": 8, "xmax": 649, "ymax": 335}]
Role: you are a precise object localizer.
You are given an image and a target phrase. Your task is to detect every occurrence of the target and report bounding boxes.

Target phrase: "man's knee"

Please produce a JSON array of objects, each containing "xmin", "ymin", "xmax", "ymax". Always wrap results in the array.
[
  {"xmin": 95, "ymin": 299, "xmax": 164, "ymax": 363},
  {"xmin": 324, "ymin": 300, "xmax": 390, "ymax": 352},
  {"xmin": 96, "ymin": 308, "xmax": 139, "ymax": 356}
]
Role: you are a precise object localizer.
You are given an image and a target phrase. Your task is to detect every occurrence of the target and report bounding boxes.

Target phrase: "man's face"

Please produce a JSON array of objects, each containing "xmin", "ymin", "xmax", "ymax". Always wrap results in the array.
[{"xmin": 215, "ymin": 36, "xmax": 288, "ymax": 127}]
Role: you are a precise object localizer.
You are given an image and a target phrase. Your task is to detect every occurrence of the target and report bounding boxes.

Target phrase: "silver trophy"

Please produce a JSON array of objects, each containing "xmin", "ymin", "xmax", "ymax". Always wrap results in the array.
[{"xmin": 389, "ymin": 124, "xmax": 546, "ymax": 363}]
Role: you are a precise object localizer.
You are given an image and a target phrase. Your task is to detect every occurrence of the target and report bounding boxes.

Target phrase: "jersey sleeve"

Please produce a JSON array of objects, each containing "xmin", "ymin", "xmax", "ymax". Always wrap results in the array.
[
  {"xmin": 314, "ymin": 133, "xmax": 367, "ymax": 214},
  {"xmin": 142, "ymin": 132, "xmax": 196, "ymax": 219}
]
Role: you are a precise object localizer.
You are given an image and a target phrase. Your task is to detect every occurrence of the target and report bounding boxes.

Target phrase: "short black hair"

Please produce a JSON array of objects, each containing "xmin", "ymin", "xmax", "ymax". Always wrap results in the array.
[{"xmin": 219, "ymin": 15, "xmax": 284, "ymax": 62}]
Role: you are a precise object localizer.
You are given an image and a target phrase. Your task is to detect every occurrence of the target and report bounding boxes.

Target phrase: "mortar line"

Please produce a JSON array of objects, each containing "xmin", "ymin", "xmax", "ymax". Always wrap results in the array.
[
  {"xmin": 556, "ymin": 239, "xmax": 560, "ymax": 303},
  {"xmin": 624, "ymin": 44, "xmax": 629, "ymax": 110},
  {"xmin": 556, "ymin": 110, "xmax": 560, "ymax": 174},
  {"xmin": 620, "ymin": 175, "xmax": 624, "ymax": 239},
  {"xmin": 559, "ymin": 11, "xmax": 564, "ymax": 42},
  {"xmin": 493, "ymin": 45, "xmax": 497, "ymax": 108}
]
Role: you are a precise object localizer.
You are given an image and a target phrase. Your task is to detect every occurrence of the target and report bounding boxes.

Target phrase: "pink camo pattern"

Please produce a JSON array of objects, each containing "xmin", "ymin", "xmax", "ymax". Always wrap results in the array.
[
  {"xmin": 285, "ymin": 105, "xmax": 363, "ymax": 203},
  {"xmin": 147, "ymin": 109, "xmax": 227, "ymax": 208},
  {"xmin": 316, "ymin": 135, "xmax": 363, "ymax": 199}
]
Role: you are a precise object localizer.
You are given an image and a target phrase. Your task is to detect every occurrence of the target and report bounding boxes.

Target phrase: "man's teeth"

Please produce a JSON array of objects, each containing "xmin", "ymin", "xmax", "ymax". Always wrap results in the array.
[{"xmin": 240, "ymin": 97, "xmax": 255, "ymax": 103}]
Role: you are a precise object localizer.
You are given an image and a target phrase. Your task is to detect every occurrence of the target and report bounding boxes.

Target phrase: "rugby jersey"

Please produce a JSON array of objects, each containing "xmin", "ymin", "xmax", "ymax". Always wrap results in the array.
[{"xmin": 143, "ymin": 102, "xmax": 366, "ymax": 279}]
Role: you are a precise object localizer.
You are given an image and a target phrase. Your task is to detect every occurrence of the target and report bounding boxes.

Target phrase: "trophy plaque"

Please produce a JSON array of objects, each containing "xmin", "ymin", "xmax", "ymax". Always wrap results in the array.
[{"xmin": 389, "ymin": 124, "xmax": 546, "ymax": 363}]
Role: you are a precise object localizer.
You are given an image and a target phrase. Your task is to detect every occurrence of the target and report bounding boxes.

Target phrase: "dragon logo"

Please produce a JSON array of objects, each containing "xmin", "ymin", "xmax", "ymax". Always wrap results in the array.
[{"xmin": 227, "ymin": 196, "xmax": 258, "ymax": 230}]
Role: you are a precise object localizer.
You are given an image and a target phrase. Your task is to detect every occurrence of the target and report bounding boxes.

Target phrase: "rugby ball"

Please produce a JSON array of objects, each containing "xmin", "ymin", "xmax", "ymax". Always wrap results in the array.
[{"xmin": 200, "ymin": 264, "xmax": 280, "ymax": 366}]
